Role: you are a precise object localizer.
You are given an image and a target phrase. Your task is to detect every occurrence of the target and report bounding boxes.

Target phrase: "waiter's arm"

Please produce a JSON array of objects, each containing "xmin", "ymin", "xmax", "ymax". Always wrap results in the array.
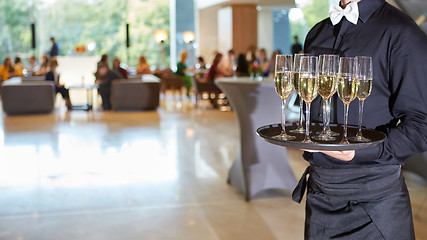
[
  {"xmin": 323, "ymin": 24, "xmax": 427, "ymax": 164},
  {"xmin": 353, "ymin": 25, "xmax": 427, "ymax": 164}
]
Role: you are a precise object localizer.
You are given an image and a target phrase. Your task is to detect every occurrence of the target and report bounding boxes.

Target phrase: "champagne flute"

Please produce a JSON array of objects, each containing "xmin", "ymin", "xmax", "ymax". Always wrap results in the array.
[
  {"xmin": 337, "ymin": 57, "xmax": 358, "ymax": 144},
  {"xmin": 274, "ymin": 55, "xmax": 296, "ymax": 140},
  {"xmin": 290, "ymin": 53, "xmax": 309, "ymax": 134},
  {"xmin": 325, "ymin": 97, "xmax": 339, "ymax": 136},
  {"xmin": 313, "ymin": 54, "xmax": 339, "ymax": 141},
  {"xmin": 350, "ymin": 56, "xmax": 373, "ymax": 142},
  {"xmin": 299, "ymin": 56, "xmax": 319, "ymax": 143}
]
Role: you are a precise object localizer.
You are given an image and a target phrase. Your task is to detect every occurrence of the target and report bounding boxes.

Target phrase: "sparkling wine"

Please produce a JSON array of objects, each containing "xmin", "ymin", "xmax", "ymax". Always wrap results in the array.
[
  {"xmin": 293, "ymin": 72, "xmax": 300, "ymax": 94},
  {"xmin": 299, "ymin": 74, "xmax": 318, "ymax": 103},
  {"xmin": 337, "ymin": 76, "xmax": 358, "ymax": 104},
  {"xmin": 274, "ymin": 71, "xmax": 294, "ymax": 99},
  {"xmin": 356, "ymin": 78, "xmax": 373, "ymax": 100},
  {"xmin": 318, "ymin": 75, "xmax": 337, "ymax": 99}
]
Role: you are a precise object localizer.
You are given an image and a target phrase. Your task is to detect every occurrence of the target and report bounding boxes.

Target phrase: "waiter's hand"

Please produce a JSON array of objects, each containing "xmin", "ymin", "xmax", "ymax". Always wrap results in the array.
[{"xmin": 302, "ymin": 149, "xmax": 355, "ymax": 162}]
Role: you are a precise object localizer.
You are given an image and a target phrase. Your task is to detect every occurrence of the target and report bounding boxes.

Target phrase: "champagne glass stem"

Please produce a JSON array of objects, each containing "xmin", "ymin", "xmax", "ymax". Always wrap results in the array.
[
  {"xmin": 322, "ymin": 98, "xmax": 327, "ymax": 133},
  {"xmin": 281, "ymin": 98, "xmax": 287, "ymax": 134},
  {"xmin": 305, "ymin": 102, "xmax": 311, "ymax": 142},
  {"xmin": 326, "ymin": 98, "xmax": 331, "ymax": 130},
  {"xmin": 357, "ymin": 99, "xmax": 365, "ymax": 137},
  {"xmin": 299, "ymin": 98, "xmax": 304, "ymax": 128},
  {"xmin": 343, "ymin": 103, "xmax": 350, "ymax": 143}
]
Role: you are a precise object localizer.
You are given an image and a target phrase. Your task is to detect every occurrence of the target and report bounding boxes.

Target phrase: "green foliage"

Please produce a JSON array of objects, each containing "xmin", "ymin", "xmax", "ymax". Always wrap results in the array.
[
  {"xmin": 0, "ymin": 0, "xmax": 169, "ymax": 68},
  {"xmin": 0, "ymin": 0, "xmax": 32, "ymax": 60},
  {"xmin": 290, "ymin": 20, "xmax": 309, "ymax": 47},
  {"xmin": 289, "ymin": 0, "xmax": 329, "ymax": 50},
  {"xmin": 128, "ymin": 0, "xmax": 170, "ymax": 67},
  {"xmin": 302, "ymin": 0, "xmax": 329, "ymax": 29}
]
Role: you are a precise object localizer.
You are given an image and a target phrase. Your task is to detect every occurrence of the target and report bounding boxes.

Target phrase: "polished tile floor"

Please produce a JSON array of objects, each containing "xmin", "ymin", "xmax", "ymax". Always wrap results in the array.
[{"xmin": 0, "ymin": 98, "xmax": 426, "ymax": 240}]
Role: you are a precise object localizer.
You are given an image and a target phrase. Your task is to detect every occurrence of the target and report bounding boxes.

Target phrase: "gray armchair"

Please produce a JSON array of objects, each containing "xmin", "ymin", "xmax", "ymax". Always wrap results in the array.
[
  {"xmin": 1, "ymin": 81, "xmax": 56, "ymax": 115},
  {"xmin": 111, "ymin": 79, "xmax": 160, "ymax": 111}
]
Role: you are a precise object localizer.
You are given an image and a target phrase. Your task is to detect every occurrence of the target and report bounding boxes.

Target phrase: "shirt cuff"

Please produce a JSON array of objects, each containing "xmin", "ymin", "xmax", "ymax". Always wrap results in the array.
[{"xmin": 352, "ymin": 144, "xmax": 382, "ymax": 163}]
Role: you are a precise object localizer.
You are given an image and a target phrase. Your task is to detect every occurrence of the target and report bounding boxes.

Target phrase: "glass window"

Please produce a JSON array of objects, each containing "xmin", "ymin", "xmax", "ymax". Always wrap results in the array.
[{"xmin": 0, "ymin": 0, "xmax": 170, "ymax": 69}]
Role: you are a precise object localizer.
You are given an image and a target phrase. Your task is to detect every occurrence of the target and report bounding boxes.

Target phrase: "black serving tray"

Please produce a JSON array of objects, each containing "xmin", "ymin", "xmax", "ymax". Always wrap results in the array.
[{"xmin": 256, "ymin": 123, "xmax": 386, "ymax": 151}]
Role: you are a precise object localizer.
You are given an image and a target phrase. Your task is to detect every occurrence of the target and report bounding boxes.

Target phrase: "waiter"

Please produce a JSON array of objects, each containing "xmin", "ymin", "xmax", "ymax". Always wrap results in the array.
[{"xmin": 292, "ymin": 0, "xmax": 427, "ymax": 239}]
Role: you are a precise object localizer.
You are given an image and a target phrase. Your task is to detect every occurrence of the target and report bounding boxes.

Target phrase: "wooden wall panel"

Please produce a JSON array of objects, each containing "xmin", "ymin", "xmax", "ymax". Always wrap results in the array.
[
  {"xmin": 232, "ymin": 4, "xmax": 258, "ymax": 56},
  {"xmin": 197, "ymin": 4, "xmax": 258, "ymax": 61}
]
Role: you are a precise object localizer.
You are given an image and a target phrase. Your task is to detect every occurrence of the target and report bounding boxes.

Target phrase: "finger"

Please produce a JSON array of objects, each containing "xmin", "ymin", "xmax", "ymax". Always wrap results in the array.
[{"xmin": 301, "ymin": 149, "xmax": 322, "ymax": 153}]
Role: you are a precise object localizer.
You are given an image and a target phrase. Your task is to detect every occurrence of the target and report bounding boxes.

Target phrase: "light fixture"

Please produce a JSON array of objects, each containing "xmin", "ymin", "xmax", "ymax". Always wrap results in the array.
[
  {"xmin": 87, "ymin": 42, "xmax": 96, "ymax": 51},
  {"xmin": 183, "ymin": 31, "xmax": 195, "ymax": 44},
  {"xmin": 289, "ymin": 8, "xmax": 304, "ymax": 21},
  {"xmin": 154, "ymin": 29, "xmax": 168, "ymax": 44}
]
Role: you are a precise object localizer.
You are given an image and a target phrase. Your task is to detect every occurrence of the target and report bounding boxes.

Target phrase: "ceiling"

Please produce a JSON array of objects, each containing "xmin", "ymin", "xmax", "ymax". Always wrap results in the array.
[
  {"xmin": 196, "ymin": 0, "xmax": 427, "ymax": 33},
  {"xmin": 196, "ymin": 0, "xmax": 295, "ymax": 9}
]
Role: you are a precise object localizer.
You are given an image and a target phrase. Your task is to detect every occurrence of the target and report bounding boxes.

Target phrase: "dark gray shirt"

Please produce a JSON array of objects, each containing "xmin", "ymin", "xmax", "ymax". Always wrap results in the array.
[
  {"xmin": 303, "ymin": 0, "xmax": 427, "ymax": 167},
  {"xmin": 50, "ymin": 42, "xmax": 59, "ymax": 57}
]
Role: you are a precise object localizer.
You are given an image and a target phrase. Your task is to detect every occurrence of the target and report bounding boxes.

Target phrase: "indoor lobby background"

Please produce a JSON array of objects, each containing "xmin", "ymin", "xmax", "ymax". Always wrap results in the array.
[{"xmin": 0, "ymin": 0, "xmax": 426, "ymax": 239}]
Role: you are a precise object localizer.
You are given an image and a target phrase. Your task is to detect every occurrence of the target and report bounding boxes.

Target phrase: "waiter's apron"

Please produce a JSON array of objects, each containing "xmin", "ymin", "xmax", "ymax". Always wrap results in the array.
[{"xmin": 292, "ymin": 165, "xmax": 415, "ymax": 240}]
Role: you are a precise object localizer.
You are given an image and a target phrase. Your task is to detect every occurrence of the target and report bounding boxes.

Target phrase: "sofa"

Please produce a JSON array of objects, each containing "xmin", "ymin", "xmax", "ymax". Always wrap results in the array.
[
  {"xmin": 110, "ymin": 79, "xmax": 160, "ymax": 111},
  {"xmin": 1, "ymin": 80, "xmax": 56, "ymax": 115}
]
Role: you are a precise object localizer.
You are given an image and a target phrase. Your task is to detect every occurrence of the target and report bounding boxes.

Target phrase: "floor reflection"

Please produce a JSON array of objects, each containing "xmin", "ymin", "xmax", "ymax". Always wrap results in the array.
[{"xmin": 0, "ymin": 100, "xmax": 425, "ymax": 240}]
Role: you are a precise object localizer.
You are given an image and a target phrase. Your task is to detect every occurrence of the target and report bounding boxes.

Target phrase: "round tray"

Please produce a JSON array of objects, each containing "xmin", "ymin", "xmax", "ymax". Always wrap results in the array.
[{"xmin": 256, "ymin": 123, "xmax": 386, "ymax": 151}]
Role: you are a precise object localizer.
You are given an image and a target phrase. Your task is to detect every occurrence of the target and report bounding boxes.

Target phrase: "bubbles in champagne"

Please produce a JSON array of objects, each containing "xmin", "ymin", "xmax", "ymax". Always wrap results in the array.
[
  {"xmin": 293, "ymin": 72, "xmax": 300, "ymax": 95},
  {"xmin": 318, "ymin": 75, "xmax": 337, "ymax": 100},
  {"xmin": 337, "ymin": 77, "xmax": 358, "ymax": 104},
  {"xmin": 299, "ymin": 73, "xmax": 318, "ymax": 103},
  {"xmin": 274, "ymin": 71, "xmax": 294, "ymax": 99},
  {"xmin": 357, "ymin": 78, "xmax": 373, "ymax": 100}
]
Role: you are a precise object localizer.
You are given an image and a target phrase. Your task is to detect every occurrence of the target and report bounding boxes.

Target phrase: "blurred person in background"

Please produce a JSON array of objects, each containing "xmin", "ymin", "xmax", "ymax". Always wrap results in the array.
[
  {"xmin": 136, "ymin": 55, "xmax": 152, "ymax": 74},
  {"xmin": 95, "ymin": 62, "xmax": 121, "ymax": 110},
  {"xmin": 194, "ymin": 56, "xmax": 207, "ymax": 81},
  {"xmin": 49, "ymin": 37, "xmax": 60, "ymax": 58},
  {"xmin": 95, "ymin": 54, "xmax": 109, "ymax": 80},
  {"xmin": 267, "ymin": 50, "xmax": 282, "ymax": 77},
  {"xmin": 112, "ymin": 57, "xmax": 128, "ymax": 79},
  {"xmin": 291, "ymin": 35, "xmax": 302, "ymax": 55},
  {"xmin": 175, "ymin": 50, "xmax": 194, "ymax": 76},
  {"xmin": 0, "ymin": 57, "xmax": 20, "ymax": 81},
  {"xmin": 236, "ymin": 53, "xmax": 249, "ymax": 77},
  {"xmin": 14, "ymin": 57, "xmax": 24, "ymax": 76},
  {"xmin": 26, "ymin": 56, "xmax": 39, "ymax": 76},
  {"xmin": 98, "ymin": 54, "xmax": 109, "ymax": 67},
  {"xmin": 45, "ymin": 59, "xmax": 72, "ymax": 109},
  {"xmin": 246, "ymin": 47, "xmax": 257, "ymax": 65},
  {"xmin": 13, "ymin": 57, "xmax": 25, "ymax": 75},
  {"xmin": 219, "ymin": 49, "xmax": 235, "ymax": 77},
  {"xmin": 197, "ymin": 56, "xmax": 206, "ymax": 69},
  {"xmin": 255, "ymin": 48, "xmax": 270, "ymax": 77},
  {"xmin": 205, "ymin": 52, "xmax": 226, "ymax": 82},
  {"xmin": 175, "ymin": 50, "xmax": 193, "ymax": 95},
  {"xmin": 35, "ymin": 55, "xmax": 49, "ymax": 76}
]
